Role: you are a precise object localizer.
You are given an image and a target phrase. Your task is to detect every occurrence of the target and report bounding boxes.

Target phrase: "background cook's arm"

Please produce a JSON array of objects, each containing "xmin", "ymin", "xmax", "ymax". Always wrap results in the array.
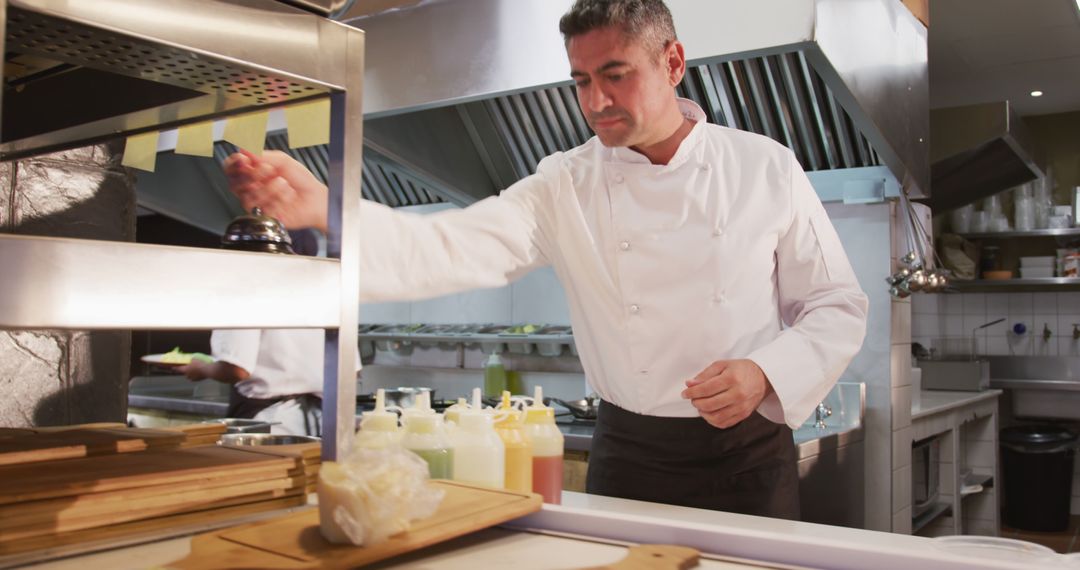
[{"xmin": 747, "ymin": 152, "xmax": 870, "ymax": 429}]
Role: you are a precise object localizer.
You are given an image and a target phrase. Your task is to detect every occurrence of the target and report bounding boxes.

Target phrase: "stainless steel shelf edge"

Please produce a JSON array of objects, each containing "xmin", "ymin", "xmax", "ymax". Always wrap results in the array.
[
  {"xmin": 957, "ymin": 228, "xmax": 1080, "ymax": 239},
  {"xmin": 0, "ymin": 234, "xmax": 341, "ymax": 329},
  {"xmin": 947, "ymin": 278, "xmax": 1080, "ymax": 292}
]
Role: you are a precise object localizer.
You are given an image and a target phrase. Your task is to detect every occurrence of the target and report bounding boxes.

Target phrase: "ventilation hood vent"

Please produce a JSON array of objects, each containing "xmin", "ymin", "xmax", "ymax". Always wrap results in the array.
[{"xmin": 924, "ymin": 102, "xmax": 1043, "ymax": 212}]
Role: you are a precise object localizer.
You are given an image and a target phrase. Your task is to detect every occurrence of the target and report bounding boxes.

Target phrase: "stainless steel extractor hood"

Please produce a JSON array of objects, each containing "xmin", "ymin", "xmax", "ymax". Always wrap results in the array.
[
  {"xmin": 138, "ymin": 0, "xmax": 928, "ymax": 230},
  {"xmin": 339, "ymin": 0, "xmax": 928, "ymax": 205},
  {"xmin": 924, "ymin": 101, "xmax": 1043, "ymax": 212}
]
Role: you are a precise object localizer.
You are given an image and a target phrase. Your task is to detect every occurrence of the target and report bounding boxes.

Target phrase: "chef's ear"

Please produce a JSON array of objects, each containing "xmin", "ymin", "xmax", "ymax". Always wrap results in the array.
[{"xmin": 664, "ymin": 39, "xmax": 686, "ymax": 86}]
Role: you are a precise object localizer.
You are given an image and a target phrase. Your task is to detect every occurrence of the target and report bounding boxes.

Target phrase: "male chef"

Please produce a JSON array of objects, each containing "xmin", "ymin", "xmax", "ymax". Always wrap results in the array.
[{"xmin": 225, "ymin": 0, "xmax": 868, "ymax": 519}]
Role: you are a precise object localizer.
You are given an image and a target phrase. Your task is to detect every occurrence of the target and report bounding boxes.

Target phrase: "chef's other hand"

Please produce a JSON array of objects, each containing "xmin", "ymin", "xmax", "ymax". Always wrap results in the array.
[
  {"xmin": 224, "ymin": 150, "xmax": 329, "ymax": 234},
  {"xmin": 681, "ymin": 359, "xmax": 771, "ymax": 429}
]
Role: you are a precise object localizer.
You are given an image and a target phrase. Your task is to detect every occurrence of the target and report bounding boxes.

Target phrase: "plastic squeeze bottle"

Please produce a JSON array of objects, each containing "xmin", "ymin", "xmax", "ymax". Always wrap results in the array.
[
  {"xmin": 483, "ymin": 352, "xmax": 507, "ymax": 398},
  {"xmin": 523, "ymin": 386, "xmax": 564, "ymax": 504},
  {"xmin": 354, "ymin": 389, "xmax": 401, "ymax": 450},
  {"xmin": 443, "ymin": 397, "xmax": 469, "ymax": 426},
  {"xmin": 450, "ymin": 388, "xmax": 505, "ymax": 488},
  {"xmin": 495, "ymin": 391, "xmax": 533, "ymax": 494},
  {"xmin": 401, "ymin": 391, "xmax": 453, "ymax": 479}
]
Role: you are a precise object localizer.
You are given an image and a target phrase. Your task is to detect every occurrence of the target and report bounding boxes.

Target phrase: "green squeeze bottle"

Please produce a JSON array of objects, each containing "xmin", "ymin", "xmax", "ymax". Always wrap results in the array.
[
  {"xmin": 483, "ymin": 352, "xmax": 507, "ymax": 398},
  {"xmin": 401, "ymin": 391, "xmax": 453, "ymax": 479}
]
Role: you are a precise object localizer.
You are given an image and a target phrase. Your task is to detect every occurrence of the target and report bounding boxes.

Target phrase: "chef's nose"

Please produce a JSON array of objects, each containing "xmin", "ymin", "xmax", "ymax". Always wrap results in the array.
[{"xmin": 584, "ymin": 81, "xmax": 613, "ymax": 113}]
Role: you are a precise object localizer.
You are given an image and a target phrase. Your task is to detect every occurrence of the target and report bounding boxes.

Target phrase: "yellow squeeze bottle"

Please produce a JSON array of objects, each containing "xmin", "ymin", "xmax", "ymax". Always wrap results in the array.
[
  {"xmin": 354, "ymin": 389, "xmax": 401, "ymax": 450},
  {"xmin": 495, "ymin": 390, "xmax": 533, "ymax": 494},
  {"xmin": 523, "ymin": 386, "xmax": 564, "ymax": 504}
]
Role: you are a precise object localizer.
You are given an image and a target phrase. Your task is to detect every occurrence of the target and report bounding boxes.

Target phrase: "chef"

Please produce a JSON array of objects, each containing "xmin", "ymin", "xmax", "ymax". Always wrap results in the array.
[
  {"xmin": 226, "ymin": 0, "xmax": 868, "ymax": 519},
  {"xmin": 179, "ymin": 230, "xmax": 361, "ymax": 437},
  {"xmin": 179, "ymin": 329, "xmax": 331, "ymax": 437}
]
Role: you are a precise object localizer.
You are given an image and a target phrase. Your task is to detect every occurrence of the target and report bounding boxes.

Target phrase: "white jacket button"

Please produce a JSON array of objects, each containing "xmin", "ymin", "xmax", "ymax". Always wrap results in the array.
[{"xmin": 629, "ymin": 304, "xmax": 640, "ymax": 314}]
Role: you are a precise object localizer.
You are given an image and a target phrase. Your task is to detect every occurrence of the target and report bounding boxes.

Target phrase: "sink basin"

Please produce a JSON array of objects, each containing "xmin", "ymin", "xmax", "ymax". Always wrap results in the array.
[{"xmin": 986, "ymin": 356, "xmax": 1080, "ymax": 419}]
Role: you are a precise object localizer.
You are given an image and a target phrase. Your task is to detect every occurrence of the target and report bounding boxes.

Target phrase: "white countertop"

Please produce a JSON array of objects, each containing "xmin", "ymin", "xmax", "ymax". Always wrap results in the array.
[
  {"xmin": 912, "ymin": 389, "xmax": 1002, "ymax": 420},
  {"xmin": 18, "ymin": 488, "xmax": 1063, "ymax": 570}
]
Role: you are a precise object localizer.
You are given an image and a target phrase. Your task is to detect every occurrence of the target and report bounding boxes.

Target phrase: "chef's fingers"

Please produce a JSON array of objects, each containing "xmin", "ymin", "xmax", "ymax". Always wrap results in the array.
[
  {"xmin": 687, "ymin": 360, "xmax": 729, "ymax": 386},
  {"xmin": 223, "ymin": 152, "xmax": 251, "ymax": 171},
  {"xmin": 682, "ymin": 366, "xmax": 737, "ymax": 400},
  {"xmin": 701, "ymin": 405, "xmax": 752, "ymax": 429}
]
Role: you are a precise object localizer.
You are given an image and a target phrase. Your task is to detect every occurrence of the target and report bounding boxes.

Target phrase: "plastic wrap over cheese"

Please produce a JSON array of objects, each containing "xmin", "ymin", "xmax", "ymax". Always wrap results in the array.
[{"xmin": 318, "ymin": 446, "xmax": 445, "ymax": 546}]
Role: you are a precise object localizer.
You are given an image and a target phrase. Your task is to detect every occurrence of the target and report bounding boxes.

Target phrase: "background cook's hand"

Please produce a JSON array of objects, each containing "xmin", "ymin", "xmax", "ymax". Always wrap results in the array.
[
  {"xmin": 178, "ymin": 361, "xmax": 210, "ymax": 382},
  {"xmin": 224, "ymin": 150, "xmax": 329, "ymax": 233},
  {"xmin": 681, "ymin": 359, "xmax": 772, "ymax": 429}
]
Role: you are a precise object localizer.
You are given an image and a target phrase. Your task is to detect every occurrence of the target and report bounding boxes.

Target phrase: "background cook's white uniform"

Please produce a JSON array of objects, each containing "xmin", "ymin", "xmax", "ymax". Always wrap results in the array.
[
  {"xmin": 351, "ymin": 99, "xmax": 868, "ymax": 428},
  {"xmin": 211, "ymin": 329, "xmax": 359, "ymax": 435}
]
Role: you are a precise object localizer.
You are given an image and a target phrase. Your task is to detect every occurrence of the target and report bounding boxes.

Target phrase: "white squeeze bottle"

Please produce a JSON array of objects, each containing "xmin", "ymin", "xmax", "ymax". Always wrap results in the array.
[
  {"xmin": 443, "ymin": 397, "xmax": 469, "ymax": 426},
  {"xmin": 354, "ymin": 389, "xmax": 401, "ymax": 450},
  {"xmin": 523, "ymin": 386, "xmax": 564, "ymax": 504},
  {"xmin": 450, "ymin": 388, "xmax": 505, "ymax": 488},
  {"xmin": 401, "ymin": 391, "xmax": 453, "ymax": 479}
]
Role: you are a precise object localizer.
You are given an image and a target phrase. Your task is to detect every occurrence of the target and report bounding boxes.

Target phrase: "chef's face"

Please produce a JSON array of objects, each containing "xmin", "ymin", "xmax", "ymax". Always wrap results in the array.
[{"xmin": 567, "ymin": 26, "xmax": 683, "ymax": 148}]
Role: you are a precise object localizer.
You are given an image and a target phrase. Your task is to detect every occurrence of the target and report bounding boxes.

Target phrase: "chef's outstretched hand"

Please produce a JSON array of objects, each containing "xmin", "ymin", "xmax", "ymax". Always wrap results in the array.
[
  {"xmin": 224, "ymin": 150, "xmax": 329, "ymax": 233},
  {"xmin": 681, "ymin": 359, "xmax": 772, "ymax": 429}
]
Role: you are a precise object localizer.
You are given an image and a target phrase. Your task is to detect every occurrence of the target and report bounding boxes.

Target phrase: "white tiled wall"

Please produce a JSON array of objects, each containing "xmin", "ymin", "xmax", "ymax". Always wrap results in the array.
[
  {"xmin": 912, "ymin": 292, "xmax": 1080, "ymax": 357},
  {"xmin": 914, "ymin": 292, "xmax": 1080, "ymax": 516}
]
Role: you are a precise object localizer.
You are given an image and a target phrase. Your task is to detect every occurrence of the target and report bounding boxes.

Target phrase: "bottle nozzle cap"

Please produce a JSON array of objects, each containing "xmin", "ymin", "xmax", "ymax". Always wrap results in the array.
[{"xmin": 361, "ymin": 388, "xmax": 400, "ymax": 432}]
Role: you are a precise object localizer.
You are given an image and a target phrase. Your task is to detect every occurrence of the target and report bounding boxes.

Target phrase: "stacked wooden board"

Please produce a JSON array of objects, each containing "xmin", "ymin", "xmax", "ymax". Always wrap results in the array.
[
  {"xmin": 0, "ymin": 425, "xmax": 305, "ymax": 557},
  {"xmin": 223, "ymin": 441, "xmax": 322, "ymax": 495},
  {"xmin": 161, "ymin": 422, "xmax": 229, "ymax": 447}
]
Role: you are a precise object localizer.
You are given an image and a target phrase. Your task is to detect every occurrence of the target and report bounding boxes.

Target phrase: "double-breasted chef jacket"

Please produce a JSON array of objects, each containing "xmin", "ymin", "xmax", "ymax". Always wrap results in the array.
[{"xmin": 355, "ymin": 98, "xmax": 869, "ymax": 430}]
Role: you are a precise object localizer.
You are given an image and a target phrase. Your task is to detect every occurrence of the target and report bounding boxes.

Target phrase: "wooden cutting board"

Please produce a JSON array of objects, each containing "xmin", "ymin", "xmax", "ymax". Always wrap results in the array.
[
  {"xmin": 171, "ymin": 480, "xmax": 542, "ymax": 569},
  {"xmin": 0, "ymin": 430, "xmax": 150, "ymax": 466},
  {"xmin": 0, "ymin": 475, "xmax": 304, "ymax": 535},
  {"xmin": 0, "ymin": 494, "xmax": 307, "ymax": 557},
  {"xmin": 0, "ymin": 446, "xmax": 298, "ymax": 505}
]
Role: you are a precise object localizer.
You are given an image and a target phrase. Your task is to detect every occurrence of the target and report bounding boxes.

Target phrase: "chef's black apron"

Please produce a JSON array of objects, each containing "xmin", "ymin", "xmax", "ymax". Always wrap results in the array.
[
  {"xmin": 585, "ymin": 400, "xmax": 800, "ymax": 520},
  {"xmin": 227, "ymin": 387, "xmax": 322, "ymax": 437}
]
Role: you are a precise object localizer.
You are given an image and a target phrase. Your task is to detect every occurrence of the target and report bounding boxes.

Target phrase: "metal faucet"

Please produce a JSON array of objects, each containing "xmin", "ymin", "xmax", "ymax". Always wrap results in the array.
[
  {"xmin": 1073, "ymin": 324, "xmax": 1080, "ymax": 341},
  {"xmin": 814, "ymin": 402, "xmax": 833, "ymax": 429}
]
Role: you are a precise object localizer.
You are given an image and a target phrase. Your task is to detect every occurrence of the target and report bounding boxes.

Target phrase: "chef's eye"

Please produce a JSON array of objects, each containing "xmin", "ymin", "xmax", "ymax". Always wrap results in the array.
[
  {"xmin": 574, "ymin": 78, "xmax": 590, "ymax": 88},
  {"xmin": 606, "ymin": 73, "xmax": 624, "ymax": 82}
]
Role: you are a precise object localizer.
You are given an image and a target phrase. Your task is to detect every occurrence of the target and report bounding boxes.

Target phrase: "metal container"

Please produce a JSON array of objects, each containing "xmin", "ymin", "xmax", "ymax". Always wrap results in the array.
[
  {"xmin": 382, "ymin": 387, "xmax": 435, "ymax": 409},
  {"xmin": 202, "ymin": 418, "xmax": 275, "ymax": 434},
  {"xmin": 219, "ymin": 433, "xmax": 320, "ymax": 446}
]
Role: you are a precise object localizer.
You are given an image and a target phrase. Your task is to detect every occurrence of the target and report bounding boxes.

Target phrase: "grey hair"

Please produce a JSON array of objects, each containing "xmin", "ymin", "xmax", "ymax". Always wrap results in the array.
[{"xmin": 559, "ymin": 0, "xmax": 677, "ymax": 55}]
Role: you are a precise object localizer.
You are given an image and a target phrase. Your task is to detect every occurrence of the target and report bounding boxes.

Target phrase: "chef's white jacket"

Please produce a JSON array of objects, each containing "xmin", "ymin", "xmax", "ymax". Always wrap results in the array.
[
  {"xmin": 212, "ymin": 328, "xmax": 354, "ymax": 400},
  {"xmin": 355, "ymin": 99, "xmax": 868, "ymax": 429}
]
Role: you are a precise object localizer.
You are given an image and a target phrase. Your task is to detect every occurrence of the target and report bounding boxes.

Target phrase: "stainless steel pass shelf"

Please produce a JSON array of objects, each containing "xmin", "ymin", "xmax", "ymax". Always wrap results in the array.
[
  {"xmin": 360, "ymin": 324, "xmax": 577, "ymax": 357},
  {"xmin": 0, "ymin": 0, "xmax": 366, "ymax": 460},
  {"xmin": 0, "ymin": 235, "xmax": 342, "ymax": 329}
]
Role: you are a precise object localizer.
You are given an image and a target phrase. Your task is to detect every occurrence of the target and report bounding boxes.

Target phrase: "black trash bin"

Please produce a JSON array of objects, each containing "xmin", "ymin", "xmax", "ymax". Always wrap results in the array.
[{"xmin": 1000, "ymin": 424, "xmax": 1078, "ymax": 532}]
